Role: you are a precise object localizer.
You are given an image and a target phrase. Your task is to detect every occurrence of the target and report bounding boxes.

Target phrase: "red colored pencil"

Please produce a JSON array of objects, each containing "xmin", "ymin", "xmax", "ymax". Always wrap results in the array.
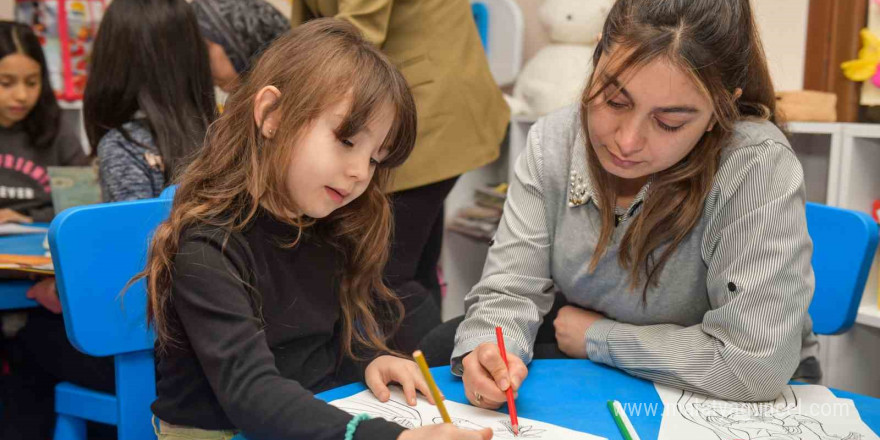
[{"xmin": 495, "ymin": 326, "xmax": 520, "ymax": 436}]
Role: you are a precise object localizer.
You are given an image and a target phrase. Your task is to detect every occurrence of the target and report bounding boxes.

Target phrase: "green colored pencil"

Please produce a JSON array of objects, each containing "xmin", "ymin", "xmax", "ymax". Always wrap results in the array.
[{"xmin": 607, "ymin": 400, "xmax": 641, "ymax": 440}]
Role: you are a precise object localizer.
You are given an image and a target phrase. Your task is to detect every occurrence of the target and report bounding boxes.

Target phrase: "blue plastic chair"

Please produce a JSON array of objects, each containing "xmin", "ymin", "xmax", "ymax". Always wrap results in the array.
[
  {"xmin": 806, "ymin": 202, "xmax": 879, "ymax": 334},
  {"xmin": 471, "ymin": 2, "xmax": 489, "ymax": 50},
  {"xmin": 49, "ymin": 198, "xmax": 172, "ymax": 440},
  {"xmin": 158, "ymin": 184, "xmax": 177, "ymax": 200},
  {"xmin": 469, "ymin": 0, "xmax": 523, "ymax": 86}
]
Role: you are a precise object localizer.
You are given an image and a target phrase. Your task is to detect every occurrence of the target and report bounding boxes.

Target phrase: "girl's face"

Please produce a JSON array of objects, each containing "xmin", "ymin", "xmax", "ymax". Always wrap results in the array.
[
  {"xmin": 284, "ymin": 97, "xmax": 393, "ymax": 219},
  {"xmin": 586, "ymin": 51, "xmax": 715, "ymax": 184},
  {"xmin": 0, "ymin": 53, "xmax": 41, "ymax": 128}
]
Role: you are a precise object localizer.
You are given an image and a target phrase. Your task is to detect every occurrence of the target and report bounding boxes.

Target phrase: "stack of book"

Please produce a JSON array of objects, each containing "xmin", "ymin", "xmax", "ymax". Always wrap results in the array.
[{"xmin": 447, "ymin": 183, "xmax": 507, "ymax": 242}]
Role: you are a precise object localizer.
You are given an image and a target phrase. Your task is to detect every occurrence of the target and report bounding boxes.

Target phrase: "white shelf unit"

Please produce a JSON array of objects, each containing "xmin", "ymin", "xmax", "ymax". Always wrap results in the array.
[
  {"xmin": 442, "ymin": 117, "xmax": 880, "ymax": 396},
  {"xmin": 837, "ymin": 124, "xmax": 880, "ymax": 330}
]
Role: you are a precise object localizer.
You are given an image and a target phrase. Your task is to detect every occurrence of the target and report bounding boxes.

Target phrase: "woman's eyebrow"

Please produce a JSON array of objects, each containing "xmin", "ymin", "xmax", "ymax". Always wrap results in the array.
[{"xmin": 603, "ymin": 75, "xmax": 700, "ymax": 114}]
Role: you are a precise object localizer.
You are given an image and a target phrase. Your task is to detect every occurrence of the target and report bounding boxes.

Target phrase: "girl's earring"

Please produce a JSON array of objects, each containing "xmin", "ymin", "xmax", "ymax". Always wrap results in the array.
[{"xmin": 268, "ymin": 128, "xmax": 276, "ymax": 137}]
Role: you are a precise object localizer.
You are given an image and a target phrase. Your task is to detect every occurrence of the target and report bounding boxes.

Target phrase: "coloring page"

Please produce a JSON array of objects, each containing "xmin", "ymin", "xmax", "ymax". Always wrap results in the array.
[
  {"xmin": 655, "ymin": 384, "xmax": 879, "ymax": 440},
  {"xmin": 330, "ymin": 388, "xmax": 606, "ymax": 439}
]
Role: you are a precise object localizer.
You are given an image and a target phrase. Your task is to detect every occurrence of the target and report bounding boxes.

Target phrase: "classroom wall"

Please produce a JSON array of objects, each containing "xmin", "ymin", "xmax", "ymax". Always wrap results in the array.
[
  {"xmin": 0, "ymin": 0, "xmax": 809, "ymax": 91},
  {"xmin": 752, "ymin": 0, "xmax": 809, "ymax": 92},
  {"xmin": 513, "ymin": 0, "xmax": 810, "ymax": 92},
  {"xmin": 0, "ymin": 0, "xmax": 12, "ymax": 20}
]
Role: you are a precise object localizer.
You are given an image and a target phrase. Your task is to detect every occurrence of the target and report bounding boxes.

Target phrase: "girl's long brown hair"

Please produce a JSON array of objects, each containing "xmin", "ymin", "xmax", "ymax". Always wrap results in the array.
[
  {"xmin": 140, "ymin": 19, "xmax": 417, "ymax": 358},
  {"xmin": 583, "ymin": 0, "xmax": 780, "ymax": 301}
]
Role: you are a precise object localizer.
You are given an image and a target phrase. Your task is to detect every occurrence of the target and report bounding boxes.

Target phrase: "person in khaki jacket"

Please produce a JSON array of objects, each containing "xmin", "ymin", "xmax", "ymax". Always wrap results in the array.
[{"xmin": 292, "ymin": 0, "xmax": 510, "ymax": 352}]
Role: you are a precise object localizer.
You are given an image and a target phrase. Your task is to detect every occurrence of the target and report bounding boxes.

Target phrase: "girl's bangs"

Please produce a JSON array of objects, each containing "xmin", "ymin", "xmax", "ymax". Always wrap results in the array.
[{"xmin": 332, "ymin": 57, "xmax": 414, "ymax": 169}]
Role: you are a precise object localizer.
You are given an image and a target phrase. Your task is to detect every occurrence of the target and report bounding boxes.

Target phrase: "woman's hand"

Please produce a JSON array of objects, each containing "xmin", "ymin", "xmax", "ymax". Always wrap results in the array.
[
  {"xmin": 0, "ymin": 208, "xmax": 32, "ymax": 224},
  {"xmin": 26, "ymin": 277, "xmax": 62, "ymax": 314},
  {"xmin": 461, "ymin": 342, "xmax": 528, "ymax": 410},
  {"xmin": 553, "ymin": 305, "xmax": 606, "ymax": 358},
  {"xmin": 398, "ymin": 424, "xmax": 493, "ymax": 440},
  {"xmin": 365, "ymin": 355, "xmax": 435, "ymax": 406}
]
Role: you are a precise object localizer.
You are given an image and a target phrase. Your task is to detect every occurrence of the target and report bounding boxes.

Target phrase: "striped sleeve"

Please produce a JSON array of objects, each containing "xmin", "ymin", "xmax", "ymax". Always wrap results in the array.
[
  {"xmin": 585, "ymin": 140, "xmax": 814, "ymax": 401},
  {"xmin": 451, "ymin": 118, "xmax": 557, "ymax": 364}
]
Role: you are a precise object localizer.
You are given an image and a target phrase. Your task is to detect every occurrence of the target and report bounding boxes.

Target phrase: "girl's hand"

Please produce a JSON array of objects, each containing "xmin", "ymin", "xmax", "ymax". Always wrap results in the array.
[
  {"xmin": 553, "ymin": 305, "xmax": 605, "ymax": 359},
  {"xmin": 461, "ymin": 342, "xmax": 528, "ymax": 410},
  {"xmin": 365, "ymin": 355, "xmax": 435, "ymax": 406},
  {"xmin": 26, "ymin": 277, "xmax": 61, "ymax": 314},
  {"xmin": 0, "ymin": 209, "xmax": 32, "ymax": 224},
  {"xmin": 398, "ymin": 424, "xmax": 493, "ymax": 440}
]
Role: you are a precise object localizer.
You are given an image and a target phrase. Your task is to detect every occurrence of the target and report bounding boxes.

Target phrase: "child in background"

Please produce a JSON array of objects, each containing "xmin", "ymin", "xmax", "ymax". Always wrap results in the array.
[
  {"xmin": 0, "ymin": 21, "xmax": 87, "ymax": 224},
  {"xmin": 191, "ymin": 0, "xmax": 290, "ymax": 93},
  {"xmin": 0, "ymin": 20, "xmax": 108, "ymax": 440},
  {"xmin": 143, "ymin": 19, "xmax": 491, "ymax": 440},
  {"xmin": 84, "ymin": 0, "xmax": 216, "ymax": 202},
  {"xmin": 3, "ymin": 2, "xmax": 212, "ymax": 438}
]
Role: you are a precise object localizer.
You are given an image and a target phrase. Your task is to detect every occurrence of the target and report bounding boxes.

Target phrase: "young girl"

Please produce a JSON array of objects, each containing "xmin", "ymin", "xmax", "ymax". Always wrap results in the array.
[
  {"xmin": 84, "ymin": 0, "xmax": 216, "ymax": 203},
  {"xmin": 0, "ymin": 21, "xmax": 87, "ymax": 224},
  {"xmin": 431, "ymin": 0, "xmax": 819, "ymax": 406},
  {"xmin": 144, "ymin": 20, "xmax": 491, "ymax": 440},
  {"xmin": 292, "ymin": 0, "xmax": 510, "ymax": 354}
]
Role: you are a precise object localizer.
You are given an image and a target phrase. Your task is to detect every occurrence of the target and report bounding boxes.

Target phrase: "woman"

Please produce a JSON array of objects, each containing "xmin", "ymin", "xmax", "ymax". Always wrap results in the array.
[{"xmin": 429, "ymin": 0, "xmax": 819, "ymax": 406}]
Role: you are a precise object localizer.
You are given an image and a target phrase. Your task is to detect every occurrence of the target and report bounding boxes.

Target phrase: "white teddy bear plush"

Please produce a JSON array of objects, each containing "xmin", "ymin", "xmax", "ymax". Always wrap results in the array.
[{"xmin": 507, "ymin": 0, "xmax": 612, "ymax": 116}]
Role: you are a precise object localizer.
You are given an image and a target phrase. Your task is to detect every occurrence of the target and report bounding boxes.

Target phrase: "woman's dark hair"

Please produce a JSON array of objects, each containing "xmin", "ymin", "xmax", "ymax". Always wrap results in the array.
[
  {"xmin": 582, "ymin": 0, "xmax": 779, "ymax": 300},
  {"xmin": 0, "ymin": 21, "xmax": 62, "ymax": 149},
  {"xmin": 83, "ymin": 0, "xmax": 216, "ymax": 180}
]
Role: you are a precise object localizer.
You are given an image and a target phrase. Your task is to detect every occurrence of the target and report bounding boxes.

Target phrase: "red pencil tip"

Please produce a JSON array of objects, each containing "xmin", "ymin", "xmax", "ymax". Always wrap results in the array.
[{"xmin": 513, "ymin": 424, "xmax": 519, "ymax": 436}]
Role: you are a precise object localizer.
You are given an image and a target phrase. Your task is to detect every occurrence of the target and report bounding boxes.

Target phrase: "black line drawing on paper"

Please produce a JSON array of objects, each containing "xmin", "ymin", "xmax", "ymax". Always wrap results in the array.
[
  {"xmin": 674, "ymin": 386, "xmax": 864, "ymax": 440},
  {"xmin": 494, "ymin": 420, "xmax": 547, "ymax": 438},
  {"xmin": 429, "ymin": 417, "xmax": 547, "ymax": 439},
  {"xmin": 335, "ymin": 398, "xmax": 423, "ymax": 429},
  {"xmin": 432, "ymin": 417, "xmax": 487, "ymax": 431}
]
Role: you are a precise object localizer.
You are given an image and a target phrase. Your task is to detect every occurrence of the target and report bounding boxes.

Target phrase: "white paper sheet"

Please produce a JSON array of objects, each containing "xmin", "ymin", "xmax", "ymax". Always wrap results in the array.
[
  {"xmin": 655, "ymin": 383, "xmax": 879, "ymax": 440},
  {"xmin": 330, "ymin": 388, "xmax": 606, "ymax": 440}
]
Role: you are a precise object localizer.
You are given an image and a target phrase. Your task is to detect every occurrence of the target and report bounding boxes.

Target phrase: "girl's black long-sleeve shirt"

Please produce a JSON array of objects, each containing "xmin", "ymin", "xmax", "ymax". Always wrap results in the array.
[{"xmin": 151, "ymin": 210, "xmax": 405, "ymax": 440}]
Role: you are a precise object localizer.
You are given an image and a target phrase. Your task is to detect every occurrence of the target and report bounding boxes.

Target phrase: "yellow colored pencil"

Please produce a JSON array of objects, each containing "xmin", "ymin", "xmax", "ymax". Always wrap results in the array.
[{"xmin": 413, "ymin": 350, "xmax": 452, "ymax": 423}]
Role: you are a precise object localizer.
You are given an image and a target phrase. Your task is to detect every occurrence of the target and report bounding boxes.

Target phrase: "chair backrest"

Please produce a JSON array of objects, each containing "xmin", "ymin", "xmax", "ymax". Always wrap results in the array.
[
  {"xmin": 471, "ymin": 0, "xmax": 523, "ymax": 87},
  {"xmin": 49, "ymin": 198, "xmax": 171, "ymax": 440},
  {"xmin": 159, "ymin": 184, "xmax": 177, "ymax": 201},
  {"xmin": 806, "ymin": 202, "xmax": 879, "ymax": 334},
  {"xmin": 49, "ymin": 198, "xmax": 171, "ymax": 356},
  {"xmin": 471, "ymin": 2, "xmax": 489, "ymax": 51}
]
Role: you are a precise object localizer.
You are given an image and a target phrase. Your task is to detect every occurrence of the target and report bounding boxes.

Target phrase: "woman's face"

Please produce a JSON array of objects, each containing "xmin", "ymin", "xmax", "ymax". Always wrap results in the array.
[
  {"xmin": 205, "ymin": 39, "xmax": 238, "ymax": 92},
  {"xmin": 586, "ymin": 50, "xmax": 716, "ymax": 183}
]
